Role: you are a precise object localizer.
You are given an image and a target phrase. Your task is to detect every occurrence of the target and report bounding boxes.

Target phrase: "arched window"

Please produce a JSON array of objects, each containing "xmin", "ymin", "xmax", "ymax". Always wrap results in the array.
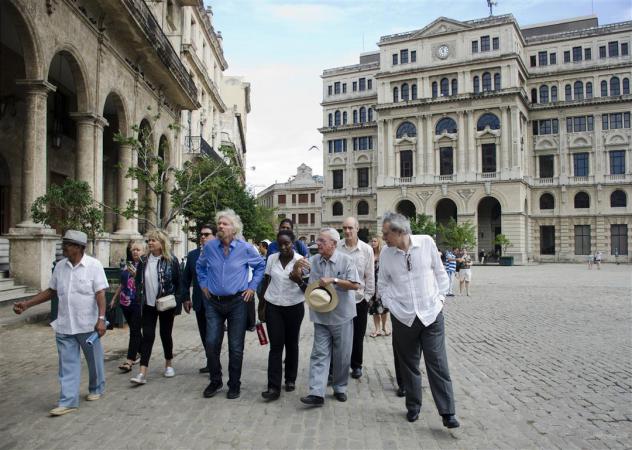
[
  {"xmin": 352, "ymin": 110, "xmax": 358, "ymax": 124},
  {"xmin": 334, "ymin": 110, "xmax": 341, "ymax": 126},
  {"xmin": 623, "ymin": 78, "xmax": 630, "ymax": 95},
  {"xmin": 342, "ymin": 111, "xmax": 347, "ymax": 125},
  {"xmin": 494, "ymin": 73, "xmax": 501, "ymax": 90},
  {"xmin": 396, "ymin": 121, "xmax": 417, "ymax": 138},
  {"xmin": 565, "ymin": 84, "xmax": 572, "ymax": 101},
  {"xmin": 610, "ymin": 76, "xmax": 621, "ymax": 96},
  {"xmin": 531, "ymin": 88, "xmax": 538, "ymax": 103},
  {"xmin": 477, "ymin": 113, "xmax": 500, "ymax": 131},
  {"xmin": 357, "ymin": 200, "xmax": 369, "ymax": 216},
  {"xmin": 451, "ymin": 79, "xmax": 458, "ymax": 95},
  {"xmin": 586, "ymin": 82, "xmax": 593, "ymax": 99},
  {"xmin": 332, "ymin": 202, "xmax": 343, "ymax": 216},
  {"xmin": 432, "ymin": 81, "xmax": 438, "ymax": 98},
  {"xmin": 539, "ymin": 85, "xmax": 549, "ymax": 103},
  {"xmin": 551, "ymin": 86, "xmax": 558, "ymax": 102},
  {"xmin": 435, "ymin": 117, "xmax": 457, "ymax": 135},
  {"xmin": 328, "ymin": 113, "xmax": 333, "ymax": 127},
  {"xmin": 574, "ymin": 81, "xmax": 584, "ymax": 100},
  {"xmin": 574, "ymin": 192, "xmax": 590, "ymax": 209},
  {"xmin": 359, "ymin": 107, "xmax": 366, "ymax": 123},
  {"xmin": 601, "ymin": 80, "xmax": 608, "ymax": 96},
  {"xmin": 539, "ymin": 193, "xmax": 555, "ymax": 210},
  {"xmin": 482, "ymin": 72, "xmax": 492, "ymax": 91},
  {"xmin": 367, "ymin": 108, "xmax": 373, "ymax": 122},
  {"xmin": 611, "ymin": 190, "xmax": 627, "ymax": 207},
  {"xmin": 393, "ymin": 87, "xmax": 399, "ymax": 103},
  {"xmin": 440, "ymin": 78, "xmax": 449, "ymax": 96},
  {"xmin": 401, "ymin": 83, "xmax": 409, "ymax": 101},
  {"xmin": 411, "ymin": 84, "xmax": 418, "ymax": 100},
  {"xmin": 473, "ymin": 76, "xmax": 480, "ymax": 94}
]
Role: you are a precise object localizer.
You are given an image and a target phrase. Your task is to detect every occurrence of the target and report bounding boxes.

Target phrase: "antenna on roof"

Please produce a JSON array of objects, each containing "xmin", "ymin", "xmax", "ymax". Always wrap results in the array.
[{"xmin": 486, "ymin": 0, "xmax": 497, "ymax": 16}]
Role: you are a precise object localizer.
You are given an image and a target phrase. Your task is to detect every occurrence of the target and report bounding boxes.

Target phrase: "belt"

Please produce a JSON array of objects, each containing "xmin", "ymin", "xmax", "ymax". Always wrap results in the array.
[{"xmin": 209, "ymin": 291, "xmax": 243, "ymax": 301}]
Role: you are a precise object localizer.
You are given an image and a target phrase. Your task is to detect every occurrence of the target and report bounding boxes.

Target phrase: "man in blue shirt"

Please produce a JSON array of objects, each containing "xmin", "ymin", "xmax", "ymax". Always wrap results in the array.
[
  {"xmin": 266, "ymin": 218, "xmax": 309, "ymax": 258},
  {"xmin": 196, "ymin": 209, "xmax": 265, "ymax": 400},
  {"xmin": 444, "ymin": 248, "xmax": 457, "ymax": 296}
]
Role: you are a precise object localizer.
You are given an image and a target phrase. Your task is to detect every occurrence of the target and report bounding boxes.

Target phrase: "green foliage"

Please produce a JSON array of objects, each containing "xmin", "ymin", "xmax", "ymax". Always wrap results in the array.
[
  {"xmin": 409, "ymin": 214, "xmax": 437, "ymax": 236},
  {"xmin": 31, "ymin": 180, "xmax": 103, "ymax": 241},
  {"xmin": 437, "ymin": 218, "xmax": 477, "ymax": 250},
  {"xmin": 494, "ymin": 234, "xmax": 512, "ymax": 254}
]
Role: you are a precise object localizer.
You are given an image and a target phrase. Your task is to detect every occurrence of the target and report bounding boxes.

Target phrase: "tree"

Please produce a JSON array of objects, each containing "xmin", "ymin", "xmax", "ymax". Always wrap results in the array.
[
  {"xmin": 437, "ymin": 218, "xmax": 477, "ymax": 250},
  {"xmin": 31, "ymin": 179, "xmax": 104, "ymax": 248},
  {"xmin": 494, "ymin": 234, "xmax": 512, "ymax": 255},
  {"xmin": 409, "ymin": 213, "xmax": 437, "ymax": 236}
]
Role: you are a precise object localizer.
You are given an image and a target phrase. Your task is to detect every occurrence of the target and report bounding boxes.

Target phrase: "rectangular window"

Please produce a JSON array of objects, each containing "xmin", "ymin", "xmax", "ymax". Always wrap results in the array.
[
  {"xmin": 611, "ymin": 224, "xmax": 628, "ymax": 255},
  {"xmin": 400, "ymin": 150, "xmax": 413, "ymax": 177},
  {"xmin": 574, "ymin": 225, "xmax": 591, "ymax": 255},
  {"xmin": 572, "ymin": 46, "xmax": 582, "ymax": 62},
  {"xmin": 540, "ymin": 226, "xmax": 556, "ymax": 255},
  {"xmin": 481, "ymin": 35, "xmax": 490, "ymax": 52},
  {"xmin": 539, "ymin": 155, "xmax": 554, "ymax": 178},
  {"xmin": 291, "ymin": 194, "xmax": 296, "ymax": 204},
  {"xmin": 298, "ymin": 213, "xmax": 308, "ymax": 225},
  {"xmin": 552, "ymin": 119, "xmax": 559, "ymax": 134},
  {"xmin": 298, "ymin": 193, "xmax": 308, "ymax": 204},
  {"xmin": 359, "ymin": 78, "xmax": 366, "ymax": 91},
  {"xmin": 342, "ymin": 83, "xmax": 347, "ymax": 93},
  {"xmin": 481, "ymin": 143, "xmax": 496, "ymax": 173},
  {"xmin": 332, "ymin": 139, "xmax": 346, "ymax": 153},
  {"xmin": 310, "ymin": 193, "xmax": 315, "ymax": 203},
  {"xmin": 625, "ymin": 112, "xmax": 631, "ymax": 128},
  {"xmin": 327, "ymin": 85, "xmax": 332, "ymax": 96},
  {"xmin": 608, "ymin": 41, "xmax": 619, "ymax": 57},
  {"xmin": 332, "ymin": 170, "xmax": 343, "ymax": 189},
  {"xmin": 334, "ymin": 82, "xmax": 340, "ymax": 94},
  {"xmin": 538, "ymin": 51, "xmax": 548, "ymax": 66},
  {"xmin": 291, "ymin": 214, "xmax": 296, "ymax": 223},
  {"xmin": 392, "ymin": 54, "xmax": 398, "ymax": 65},
  {"xmin": 550, "ymin": 52, "xmax": 557, "ymax": 65},
  {"xmin": 573, "ymin": 116, "xmax": 586, "ymax": 132},
  {"xmin": 610, "ymin": 150, "xmax": 625, "ymax": 175},
  {"xmin": 584, "ymin": 48, "xmax": 592, "ymax": 60},
  {"xmin": 539, "ymin": 119, "xmax": 552, "ymax": 135},
  {"xmin": 410, "ymin": 50, "xmax": 416, "ymax": 62},
  {"xmin": 602, "ymin": 114, "xmax": 609, "ymax": 130},
  {"xmin": 439, "ymin": 147, "xmax": 453, "ymax": 175},
  {"xmin": 564, "ymin": 50, "xmax": 570, "ymax": 63},
  {"xmin": 587, "ymin": 115, "xmax": 594, "ymax": 131},
  {"xmin": 472, "ymin": 40, "xmax": 479, "ymax": 53},
  {"xmin": 352, "ymin": 81, "xmax": 357, "ymax": 92},
  {"xmin": 310, "ymin": 214, "xmax": 315, "ymax": 225},
  {"xmin": 357, "ymin": 168, "xmax": 369, "ymax": 188},
  {"xmin": 367, "ymin": 79, "xmax": 372, "ymax": 90},
  {"xmin": 566, "ymin": 117, "xmax": 573, "ymax": 133},
  {"xmin": 277, "ymin": 194, "xmax": 286, "ymax": 204},
  {"xmin": 400, "ymin": 49, "xmax": 409, "ymax": 64},
  {"xmin": 599, "ymin": 45, "xmax": 606, "ymax": 58},
  {"xmin": 530, "ymin": 55, "xmax": 537, "ymax": 67},
  {"xmin": 622, "ymin": 42, "xmax": 629, "ymax": 56},
  {"xmin": 492, "ymin": 37, "xmax": 499, "ymax": 50},
  {"xmin": 573, "ymin": 152, "xmax": 589, "ymax": 176},
  {"xmin": 611, "ymin": 113, "xmax": 623, "ymax": 129}
]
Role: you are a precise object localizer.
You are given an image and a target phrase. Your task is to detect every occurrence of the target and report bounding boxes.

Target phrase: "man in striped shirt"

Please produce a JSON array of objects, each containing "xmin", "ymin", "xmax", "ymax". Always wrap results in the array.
[{"xmin": 444, "ymin": 249, "xmax": 456, "ymax": 297}]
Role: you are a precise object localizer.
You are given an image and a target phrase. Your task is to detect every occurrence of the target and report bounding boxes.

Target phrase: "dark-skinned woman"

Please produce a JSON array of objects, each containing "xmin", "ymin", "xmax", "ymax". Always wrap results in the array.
[{"xmin": 259, "ymin": 229, "xmax": 306, "ymax": 400}]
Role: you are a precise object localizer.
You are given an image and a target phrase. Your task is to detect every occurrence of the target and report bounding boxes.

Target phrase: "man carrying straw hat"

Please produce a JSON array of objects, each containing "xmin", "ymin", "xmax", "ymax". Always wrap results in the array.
[{"xmin": 292, "ymin": 228, "xmax": 360, "ymax": 406}]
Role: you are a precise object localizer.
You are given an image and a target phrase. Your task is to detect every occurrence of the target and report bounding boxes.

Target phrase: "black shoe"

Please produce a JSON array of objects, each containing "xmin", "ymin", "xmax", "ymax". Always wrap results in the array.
[
  {"xmin": 300, "ymin": 395, "xmax": 324, "ymax": 406},
  {"xmin": 442, "ymin": 414, "xmax": 460, "ymax": 428},
  {"xmin": 226, "ymin": 389, "xmax": 240, "ymax": 399},
  {"xmin": 285, "ymin": 382, "xmax": 296, "ymax": 392},
  {"xmin": 350, "ymin": 368, "xmax": 362, "ymax": 379},
  {"xmin": 407, "ymin": 410, "xmax": 419, "ymax": 422},
  {"xmin": 396, "ymin": 386, "xmax": 406, "ymax": 397},
  {"xmin": 334, "ymin": 392, "xmax": 347, "ymax": 402},
  {"xmin": 261, "ymin": 389, "xmax": 280, "ymax": 401},
  {"xmin": 199, "ymin": 366, "xmax": 210, "ymax": 374},
  {"xmin": 203, "ymin": 381, "xmax": 223, "ymax": 398}
]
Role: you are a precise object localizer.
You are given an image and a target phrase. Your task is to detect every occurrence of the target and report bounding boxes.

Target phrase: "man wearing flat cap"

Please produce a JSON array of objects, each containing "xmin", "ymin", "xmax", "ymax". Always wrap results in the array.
[
  {"xmin": 292, "ymin": 227, "xmax": 360, "ymax": 406},
  {"xmin": 14, "ymin": 230, "xmax": 109, "ymax": 416}
]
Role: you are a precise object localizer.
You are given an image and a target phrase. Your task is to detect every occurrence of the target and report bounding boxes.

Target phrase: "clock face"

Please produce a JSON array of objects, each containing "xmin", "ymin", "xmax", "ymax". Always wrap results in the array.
[{"xmin": 437, "ymin": 45, "xmax": 449, "ymax": 59}]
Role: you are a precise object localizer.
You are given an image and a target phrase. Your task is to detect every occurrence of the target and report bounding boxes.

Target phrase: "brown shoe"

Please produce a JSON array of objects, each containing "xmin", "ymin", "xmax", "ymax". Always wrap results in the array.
[{"xmin": 49, "ymin": 406, "xmax": 77, "ymax": 416}]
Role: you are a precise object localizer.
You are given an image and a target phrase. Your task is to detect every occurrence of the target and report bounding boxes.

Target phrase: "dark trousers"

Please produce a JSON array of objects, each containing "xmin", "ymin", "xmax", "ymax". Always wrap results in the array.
[
  {"xmin": 391, "ymin": 315, "xmax": 403, "ymax": 388},
  {"xmin": 266, "ymin": 302, "xmax": 305, "ymax": 390},
  {"xmin": 351, "ymin": 299, "xmax": 369, "ymax": 370},
  {"xmin": 195, "ymin": 305, "xmax": 207, "ymax": 348},
  {"xmin": 392, "ymin": 312, "xmax": 455, "ymax": 415},
  {"xmin": 121, "ymin": 306, "xmax": 142, "ymax": 361},
  {"xmin": 139, "ymin": 305, "xmax": 175, "ymax": 367},
  {"xmin": 205, "ymin": 295, "xmax": 247, "ymax": 390}
]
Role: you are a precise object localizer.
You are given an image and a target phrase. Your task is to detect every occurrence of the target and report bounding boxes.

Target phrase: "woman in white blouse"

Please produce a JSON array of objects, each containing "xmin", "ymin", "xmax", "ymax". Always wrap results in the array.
[{"xmin": 259, "ymin": 229, "xmax": 306, "ymax": 400}]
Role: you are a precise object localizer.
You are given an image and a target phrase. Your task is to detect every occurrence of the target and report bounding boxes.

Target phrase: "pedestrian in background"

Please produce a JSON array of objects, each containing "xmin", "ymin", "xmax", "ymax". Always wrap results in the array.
[
  {"xmin": 368, "ymin": 236, "xmax": 390, "ymax": 337},
  {"xmin": 458, "ymin": 249, "xmax": 473, "ymax": 296},
  {"xmin": 444, "ymin": 248, "xmax": 457, "ymax": 296},
  {"xmin": 130, "ymin": 229, "xmax": 182, "ymax": 385},
  {"xmin": 266, "ymin": 218, "xmax": 310, "ymax": 258},
  {"xmin": 13, "ymin": 230, "xmax": 108, "ymax": 416},
  {"xmin": 594, "ymin": 251, "xmax": 603, "ymax": 270},
  {"xmin": 109, "ymin": 240, "xmax": 144, "ymax": 373}
]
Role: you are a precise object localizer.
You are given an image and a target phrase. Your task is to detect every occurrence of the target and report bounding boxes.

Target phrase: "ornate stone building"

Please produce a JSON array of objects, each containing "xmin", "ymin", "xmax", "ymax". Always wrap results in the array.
[
  {"xmin": 320, "ymin": 14, "xmax": 631, "ymax": 262},
  {"xmin": 257, "ymin": 164, "xmax": 324, "ymax": 243},
  {"xmin": 0, "ymin": 0, "xmax": 248, "ymax": 292}
]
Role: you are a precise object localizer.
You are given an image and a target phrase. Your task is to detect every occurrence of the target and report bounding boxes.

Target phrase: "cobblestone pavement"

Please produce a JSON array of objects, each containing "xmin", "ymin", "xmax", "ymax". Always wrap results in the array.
[{"xmin": 0, "ymin": 264, "xmax": 630, "ymax": 449}]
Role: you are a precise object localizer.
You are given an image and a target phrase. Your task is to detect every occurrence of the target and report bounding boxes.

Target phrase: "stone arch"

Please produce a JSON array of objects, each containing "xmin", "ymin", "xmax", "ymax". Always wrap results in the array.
[
  {"xmin": 469, "ymin": 190, "xmax": 509, "ymax": 213},
  {"xmin": 101, "ymin": 90, "xmax": 129, "ymax": 136},
  {"xmin": 396, "ymin": 199, "xmax": 417, "ymax": 218},
  {"xmin": 477, "ymin": 196, "xmax": 502, "ymax": 259},
  {"xmin": 46, "ymin": 46, "xmax": 91, "ymax": 112},
  {"xmin": 435, "ymin": 198, "xmax": 458, "ymax": 226},
  {"xmin": 4, "ymin": 1, "xmax": 43, "ymax": 78},
  {"xmin": 356, "ymin": 154, "xmax": 370, "ymax": 163}
]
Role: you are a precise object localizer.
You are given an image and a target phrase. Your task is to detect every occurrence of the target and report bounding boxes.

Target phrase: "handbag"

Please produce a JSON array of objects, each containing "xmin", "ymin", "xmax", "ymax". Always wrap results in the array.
[{"xmin": 156, "ymin": 294, "xmax": 176, "ymax": 311}]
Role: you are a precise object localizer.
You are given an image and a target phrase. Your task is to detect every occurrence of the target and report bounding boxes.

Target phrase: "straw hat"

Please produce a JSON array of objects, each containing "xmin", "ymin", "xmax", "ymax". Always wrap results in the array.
[
  {"xmin": 305, "ymin": 281, "xmax": 339, "ymax": 313},
  {"xmin": 62, "ymin": 230, "xmax": 88, "ymax": 247}
]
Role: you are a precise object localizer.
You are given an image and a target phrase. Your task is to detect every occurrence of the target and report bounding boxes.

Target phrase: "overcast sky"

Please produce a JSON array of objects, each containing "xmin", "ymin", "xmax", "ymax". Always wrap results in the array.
[{"xmin": 208, "ymin": 0, "xmax": 631, "ymax": 194}]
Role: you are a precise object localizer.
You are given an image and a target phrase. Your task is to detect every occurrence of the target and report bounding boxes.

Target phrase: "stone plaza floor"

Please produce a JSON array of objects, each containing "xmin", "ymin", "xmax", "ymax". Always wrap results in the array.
[{"xmin": 0, "ymin": 263, "xmax": 630, "ymax": 449}]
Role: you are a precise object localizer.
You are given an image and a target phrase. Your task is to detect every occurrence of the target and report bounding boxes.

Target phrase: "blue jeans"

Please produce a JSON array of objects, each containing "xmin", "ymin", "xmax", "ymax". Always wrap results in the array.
[
  {"xmin": 55, "ymin": 332, "xmax": 105, "ymax": 407},
  {"xmin": 204, "ymin": 295, "xmax": 248, "ymax": 390}
]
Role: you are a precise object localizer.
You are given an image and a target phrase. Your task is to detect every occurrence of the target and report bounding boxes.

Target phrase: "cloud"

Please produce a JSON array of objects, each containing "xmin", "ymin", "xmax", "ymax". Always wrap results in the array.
[{"xmin": 265, "ymin": 3, "xmax": 346, "ymax": 24}]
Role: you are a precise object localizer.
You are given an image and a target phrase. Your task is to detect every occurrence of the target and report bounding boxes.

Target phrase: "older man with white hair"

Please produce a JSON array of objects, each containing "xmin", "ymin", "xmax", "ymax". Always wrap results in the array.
[{"xmin": 293, "ymin": 228, "xmax": 360, "ymax": 406}]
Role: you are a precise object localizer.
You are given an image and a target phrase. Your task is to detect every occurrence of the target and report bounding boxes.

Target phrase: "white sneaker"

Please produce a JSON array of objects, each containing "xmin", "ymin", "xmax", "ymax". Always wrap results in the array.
[
  {"xmin": 164, "ymin": 367, "xmax": 175, "ymax": 378},
  {"xmin": 130, "ymin": 373, "xmax": 147, "ymax": 385}
]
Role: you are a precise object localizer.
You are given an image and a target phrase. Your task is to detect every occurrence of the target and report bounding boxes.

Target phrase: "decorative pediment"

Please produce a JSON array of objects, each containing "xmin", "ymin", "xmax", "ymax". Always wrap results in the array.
[
  {"xmin": 569, "ymin": 134, "xmax": 593, "ymax": 149},
  {"xmin": 604, "ymin": 131, "xmax": 629, "ymax": 147},
  {"xmin": 330, "ymin": 156, "xmax": 345, "ymax": 166},
  {"xmin": 416, "ymin": 190, "xmax": 434, "ymax": 204},
  {"xmin": 457, "ymin": 188, "xmax": 476, "ymax": 202},
  {"xmin": 412, "ymin": 17, "xmax": 472, "ymax": 38},
  {"xmin": 356, "ymin": 154, "xmax": 370, "ymax": 163},
  {"xmin": 395, "ymin": 136, "xmax": 417, "ymax": 145},
  {"xmin": 476, "ymin": 128, "xmax": 501, "ymax": 139},
  {"xmin": 434, "ymin": 132, "xmax": 457, "ymax": 143},
  {"xmin": 534, "ymin": 136, "xmax": 558, "ymax": 151}
]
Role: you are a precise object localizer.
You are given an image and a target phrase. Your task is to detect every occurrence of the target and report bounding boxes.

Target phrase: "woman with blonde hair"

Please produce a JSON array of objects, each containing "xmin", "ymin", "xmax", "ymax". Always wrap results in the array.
[
  {"xmin": 131, "ymin": 229, "xmax": 182, "ymax": 385},
  {"xmin": 368, "ymin": 236, "xmax": 390, "ymax": 337}
]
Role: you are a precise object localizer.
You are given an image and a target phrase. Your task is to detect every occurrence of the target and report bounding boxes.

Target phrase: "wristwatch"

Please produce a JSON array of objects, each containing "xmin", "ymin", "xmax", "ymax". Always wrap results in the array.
[
  {"xmin": 98, "ymin": 315, "xmax": 105, "ymax": 320},
  {"xmin": 333, "ymin": 278, "xmax": 339, "ymax": 285}
]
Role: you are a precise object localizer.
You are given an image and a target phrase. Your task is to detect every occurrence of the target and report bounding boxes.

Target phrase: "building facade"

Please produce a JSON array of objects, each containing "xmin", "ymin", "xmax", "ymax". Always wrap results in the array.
[
  {"xmin": 257, "ymin": 164, "xmax": 324, "ymax": 243},
  {"xmin": 320, "ymin": 14, "xmax": 631, "ymax": 262}
]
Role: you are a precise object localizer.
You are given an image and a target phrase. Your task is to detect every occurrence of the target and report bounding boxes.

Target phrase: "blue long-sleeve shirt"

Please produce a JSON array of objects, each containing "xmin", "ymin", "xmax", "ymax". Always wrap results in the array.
[
  {"xmin": 267, "ymin": 239, "xmax": 310, "ymax": 258},
  {"xmin": 196, "ymin": 238, "xmax": 265, "ymax": 296}
]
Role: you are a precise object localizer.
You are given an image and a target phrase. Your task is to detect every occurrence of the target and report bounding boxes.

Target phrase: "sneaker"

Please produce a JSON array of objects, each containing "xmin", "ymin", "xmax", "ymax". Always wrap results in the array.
[
  {"xmin": 164, "ymin": 367, "xmax": 175, "ymax": 378},
  {"xmin": 130, "ymin": 373, "xmax": 147, "ymax": 385},
  {"xmin": 49, "ymin": 406, "xmax": 77, "ymax": 416},
  {"xmin": 85, "ymin": 393, "xmax": 102, "ymax": 401}
]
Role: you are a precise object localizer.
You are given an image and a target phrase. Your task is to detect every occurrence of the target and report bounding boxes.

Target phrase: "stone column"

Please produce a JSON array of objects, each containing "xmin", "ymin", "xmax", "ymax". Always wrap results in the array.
[
  {"xmin": 115, "ymin": 143, "xmax": 138, "ymax": 234},
  {"xmin": 467, "ymin": 110, "xmax": 476, "ymax": 180},
  {"xmin": 500, "ymin": 106, "xmax": 510, "ymax": 171},
  {"xmin": 15, "ymin": 80, "xmax": 56, "ymax": 227},
  {"xmin": 377, "ymin": 119, "xmax": 385, "ymax": 185},
  {"xmin": 425, "ymin": 114, "xmax": 433, "ymax": 181},
  {"xmin": 416, "ymin": 115, "xmax": 424, "ymax": 177},
  {"xmin": 510, "ymin": 106, "xmax": 520, "ymax": 171},
  {"xmin": 386, "ymin": 119, "xmax": 395, "ymax": 179},
  {"xmin": 93, "ymin": 117, "xmax": 108, "ymax": 204},
  {"xmin": 457, "ymin": 111, "xmax": 466, "ymax": 176}
]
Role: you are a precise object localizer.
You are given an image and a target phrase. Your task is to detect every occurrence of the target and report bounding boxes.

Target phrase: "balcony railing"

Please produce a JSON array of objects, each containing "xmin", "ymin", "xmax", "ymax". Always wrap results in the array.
[
  {"xmin": 478, "ymin": 172, "xmax": 498, "ymax": 180},
  {"xmin": 436, "ymin": 174, "xmax": 455, "ymax": 182},
  {"xmin": 330, "ymin": 189, "xmax": 346, "ymax": 196},
  {"xmin": 353, "ymin": 187, "xmax": 371, "ymax": 194},
  {"xmin": 185, "ymin": 136, "xmax": 218, "ymax": 160},
  {"xmin": 533, "ymin": 177, "xmax": 558, "ymax": 185},
  {"xmin": 604, "ymin": 174, "xmax": 626, "ymax": 182},
  {"xmin": 569, "ymin": 175, "xmax": 594, "ymax": 184}
]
